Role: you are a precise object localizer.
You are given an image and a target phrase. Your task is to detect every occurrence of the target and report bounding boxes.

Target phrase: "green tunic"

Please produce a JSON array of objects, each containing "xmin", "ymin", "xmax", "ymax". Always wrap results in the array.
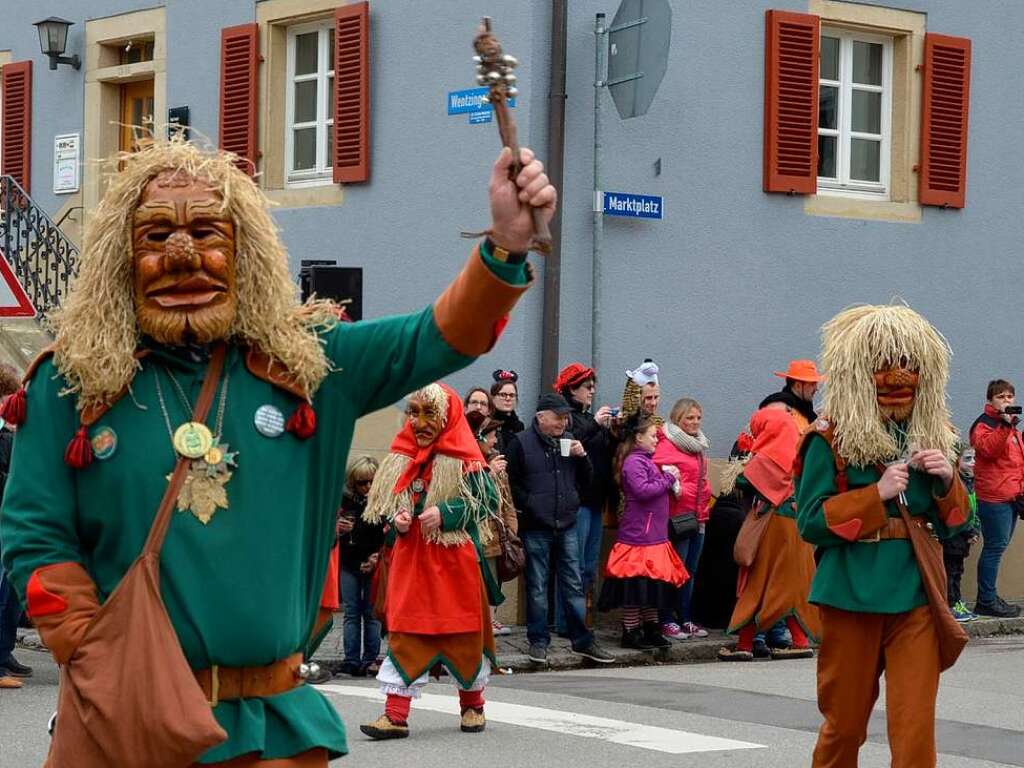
[
  {"xmin": 0, "ymin": 249, "xmax": 526, "ymax": 762},
  {"xmin": 796, "ymin": 433, "xmax": 969, "ymax": 614}
]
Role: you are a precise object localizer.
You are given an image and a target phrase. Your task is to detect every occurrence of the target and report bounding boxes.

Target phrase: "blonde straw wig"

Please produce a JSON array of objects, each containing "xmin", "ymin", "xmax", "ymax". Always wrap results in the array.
[
  {"xmin": 50, "ymin": 138, "xmax": 336, "ymax": 411},
  {"xmin": 821, "ymin": 303, "xmax": 956, "ymax": 466}
]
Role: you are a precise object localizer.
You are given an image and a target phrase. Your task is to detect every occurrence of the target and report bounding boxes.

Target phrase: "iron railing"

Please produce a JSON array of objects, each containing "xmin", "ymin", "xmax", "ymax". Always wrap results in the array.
[{"xmin": 0, "ymin": 175, "xmax": 79, "ymax": 318}]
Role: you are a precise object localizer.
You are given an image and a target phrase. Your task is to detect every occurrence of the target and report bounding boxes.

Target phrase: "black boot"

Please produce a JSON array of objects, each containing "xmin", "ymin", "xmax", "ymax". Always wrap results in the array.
[
  {"xmin": 643, "ymin": 622, "xmax": 671, "ymax": 648},
  {"xmin": 621, "ymin": 626, "xmax": 653, "ymax": 649}
]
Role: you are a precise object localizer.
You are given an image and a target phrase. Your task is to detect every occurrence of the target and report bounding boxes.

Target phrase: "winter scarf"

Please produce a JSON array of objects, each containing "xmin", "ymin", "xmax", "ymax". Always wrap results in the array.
[{"xmin": 663, "ymin": 422, "xmax": 710, "ymax": 455}]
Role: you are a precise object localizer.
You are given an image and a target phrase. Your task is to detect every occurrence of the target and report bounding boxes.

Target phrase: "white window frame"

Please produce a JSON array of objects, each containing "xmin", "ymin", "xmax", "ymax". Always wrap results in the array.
[
  {"xmin": 817, "ymin": 27, "xmax": 893, "ymax": 200},
  {"xmin": 285, "ymin": 20, "xmax": 334, "ymax": 188}
]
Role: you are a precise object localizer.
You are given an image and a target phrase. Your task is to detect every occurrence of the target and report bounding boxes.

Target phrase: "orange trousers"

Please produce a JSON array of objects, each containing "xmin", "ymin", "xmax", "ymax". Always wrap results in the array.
[
  {"xmin": 812, "ymin": 605, "xmax": 940, "ymax": 768},
  {"xmin": 193, "ymin": 748, "xmax": 328, "ymax": 767}
]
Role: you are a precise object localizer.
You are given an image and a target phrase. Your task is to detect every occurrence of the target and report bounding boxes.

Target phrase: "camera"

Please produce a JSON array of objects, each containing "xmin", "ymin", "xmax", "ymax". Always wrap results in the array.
[{"xmin": 1005, "ymin": 406, "xmax": 1022, "ymax": 415}]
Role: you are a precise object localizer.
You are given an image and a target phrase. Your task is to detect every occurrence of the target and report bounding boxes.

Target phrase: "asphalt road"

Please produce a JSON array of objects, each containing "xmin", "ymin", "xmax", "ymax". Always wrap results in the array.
[{"xmin": 2, "ymin": 636, "xmax": 1023, "ymax": 767}]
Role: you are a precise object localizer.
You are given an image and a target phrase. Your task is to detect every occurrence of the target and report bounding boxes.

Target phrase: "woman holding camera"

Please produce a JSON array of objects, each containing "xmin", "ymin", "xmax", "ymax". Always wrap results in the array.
[{"xmin": 969, "ymin": 379, "xmax": 1024, "ymax": 618}]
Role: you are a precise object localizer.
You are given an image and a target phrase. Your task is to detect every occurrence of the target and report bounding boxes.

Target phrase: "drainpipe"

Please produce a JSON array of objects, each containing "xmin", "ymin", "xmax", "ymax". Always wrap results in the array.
[{"xmin": 540, "ymin": 0, "xmax": 568, "ymax": 392}]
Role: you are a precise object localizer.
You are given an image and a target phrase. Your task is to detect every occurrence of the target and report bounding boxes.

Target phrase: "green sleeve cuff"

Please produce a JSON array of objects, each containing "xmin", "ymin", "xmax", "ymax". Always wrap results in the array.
[{"xmin": 480, "ymin": 239, "xmax": 530, "ymax": 286}]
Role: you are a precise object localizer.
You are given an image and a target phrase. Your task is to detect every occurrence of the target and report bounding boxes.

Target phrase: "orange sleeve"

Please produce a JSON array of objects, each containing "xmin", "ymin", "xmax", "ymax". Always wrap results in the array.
[
  {"xmin": 821, "ymin": 485, "xmax": 889, "ymax": 541},
  {"xmin": 26, "ymin": 562, "xmax": 100, "ymax": 664}
]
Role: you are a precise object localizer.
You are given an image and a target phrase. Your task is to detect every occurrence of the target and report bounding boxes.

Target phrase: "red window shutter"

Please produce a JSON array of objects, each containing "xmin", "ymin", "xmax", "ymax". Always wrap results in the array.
[
  {"xmin": 763, "ymin": 10, "xmax": 819, "ymax": 194},
  {"xmin": 1, "ymin": 60, "xmax": 32, "ymax": 193},
  {"xmin": 219, "ymin": 23, "xmax": 259, "ymax": 175},
  {"xmin": 919, "ymin": 33, "xmax": 971, "ymax": 208},
  {"xmin": 333, "ymin": 2, "xmax": 370, "ymax": 183}
]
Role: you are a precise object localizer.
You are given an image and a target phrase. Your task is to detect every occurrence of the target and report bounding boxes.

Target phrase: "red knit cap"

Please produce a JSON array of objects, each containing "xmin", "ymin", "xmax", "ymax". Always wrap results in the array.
[{"xmin": 553, "ymin": 363, "xmax": 596, "ymax": 393}]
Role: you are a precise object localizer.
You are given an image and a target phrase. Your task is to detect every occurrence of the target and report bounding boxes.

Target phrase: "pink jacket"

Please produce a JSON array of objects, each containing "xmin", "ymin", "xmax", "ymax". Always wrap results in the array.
[{"xmin": 653, "ymin": 429, "xmax": 712, "ymax": 523}]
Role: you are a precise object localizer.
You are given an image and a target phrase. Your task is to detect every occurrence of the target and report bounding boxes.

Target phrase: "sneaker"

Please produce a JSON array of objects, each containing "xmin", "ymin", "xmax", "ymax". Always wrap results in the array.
[
  {"xmin": 360, "ymin": 714, "xmax": 409, "ymax": 740},
  {"xmin": 0, "ymin": 656, "xmax": 32, "ymax": 678},
  {"xmin": 951, "ymin": 601, "xmax": 976, "ymax": 623},
  {"xmin": 642, "ymin": 622, "xmax": 672, "ymax": 649},
  {"xmin": 575, "ymin": 640, "xmax": 615, "ymax": 663},
  {"xmin": 681, "ymin": 622, "xmax": 709, "ymax": 638},
  {"xmin": 660, "ymin": 622, "xmax": 690, "ymax": 640},
  {"xmin": 338, "ymin": 662, "xmax": 367, "ymax": 678},
  {"xmin": 752, "ymin": 639, "xmax": 771, "ymax": 659},
  {"xmin": 460, "ymin": 707, "xmax": 486, "ymax": 733},
  {"xmin": 492, "ymin": 620, "xmax": 512, "ymax": 637},
  {"xmin": 974, "ymin": 598, "xmax": 1022, "ymax": 619},
  {"xmin": 527, "ymin": 644, "xmax": 549, "ymax": 665}
]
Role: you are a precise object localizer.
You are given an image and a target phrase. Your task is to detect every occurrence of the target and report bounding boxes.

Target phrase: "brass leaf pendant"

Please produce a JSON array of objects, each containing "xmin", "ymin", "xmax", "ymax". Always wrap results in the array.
[{"xmin": 173, "ymin": 439, "xmax": 239, "ymax": 525}]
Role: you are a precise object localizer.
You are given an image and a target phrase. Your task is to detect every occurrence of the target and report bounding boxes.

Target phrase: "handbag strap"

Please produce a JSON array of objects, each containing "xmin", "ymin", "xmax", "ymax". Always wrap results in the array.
[{"xmin": 143, "ymin": 343, "xmax": 228, "ymax": 557}]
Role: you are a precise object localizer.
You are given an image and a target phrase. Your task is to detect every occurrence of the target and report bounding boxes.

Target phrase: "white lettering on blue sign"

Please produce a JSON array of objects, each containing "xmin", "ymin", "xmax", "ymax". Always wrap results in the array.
[
  {"xmin": 447, "ymin": 87, "xmax": 516, "ymax": 116},
  {"xmin": 468, "ymin": 110, "xmax": 493, "ymax": 124},
  {"xmin": 602, "ymin": 191, "xmax": 664, "ymax": 220}
]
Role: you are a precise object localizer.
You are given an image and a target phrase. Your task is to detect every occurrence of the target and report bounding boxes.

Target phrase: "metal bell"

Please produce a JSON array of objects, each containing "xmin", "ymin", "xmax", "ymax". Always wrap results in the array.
[
  {"xmin": 487, "ymin": 70, "xmax": 502, "ymax": 83},
  {"xmin": 506, "ymin": 86, "xmax": 519, "ymax": 97},
  {"xmin": 502, "ymin": 54, "xmax": 518, "ymax": 68},
  {"xmin": 476, "ymin": 74, "xmax": 487, "ymax": 85},
  {"xmin": 308, "ymin": 662, "xmax": 321, "ymax": 677},
  {"xmin": 298, "ymin": 663, "xmax": 311, "ymax": 679},
  {"xmin": 472, "ymin": 55, "xmax": 482, "ymax": 64},
  {"xmin": 504, "ymin": 73, "xmax": 517, "ymax": 84}
]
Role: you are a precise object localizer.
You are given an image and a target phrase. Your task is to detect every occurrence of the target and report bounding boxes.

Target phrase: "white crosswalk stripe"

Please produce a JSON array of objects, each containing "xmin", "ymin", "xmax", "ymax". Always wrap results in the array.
[{"xmin": 321, "ymin": 684, "xmax": 765, "ymax": 754}]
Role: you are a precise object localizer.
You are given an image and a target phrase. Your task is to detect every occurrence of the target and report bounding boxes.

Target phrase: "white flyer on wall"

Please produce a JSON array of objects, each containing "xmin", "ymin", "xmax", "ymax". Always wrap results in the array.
[{"xmin": 53, "ymin": 134, "xmax": 80, "ymax": 194}]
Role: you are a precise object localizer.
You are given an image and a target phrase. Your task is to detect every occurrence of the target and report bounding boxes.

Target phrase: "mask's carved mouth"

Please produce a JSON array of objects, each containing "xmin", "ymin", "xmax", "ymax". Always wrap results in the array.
[{"xmin": 146, "ymin": 275, "xmax": 227, "ymax": 308}]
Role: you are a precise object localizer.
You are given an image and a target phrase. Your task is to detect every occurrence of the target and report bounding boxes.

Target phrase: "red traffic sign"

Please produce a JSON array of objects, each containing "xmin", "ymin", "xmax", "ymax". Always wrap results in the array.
[{"xmin": 0, "ymin": 251, "xmax": 36, "ymax": 318}]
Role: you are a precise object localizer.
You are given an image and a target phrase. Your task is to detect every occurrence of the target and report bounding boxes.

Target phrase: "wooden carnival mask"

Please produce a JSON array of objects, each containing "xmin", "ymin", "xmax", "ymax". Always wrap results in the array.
[
  {"xmin": 132, "ymin": 171, "xmax": 237, "ymax": 345},
  {"xmin": 874, "ymin": 364, "xmax": 920, "ymax": 422},
  {"xmin": 405, "ymin": 397, "xmax": 446, "ymax": 448}
]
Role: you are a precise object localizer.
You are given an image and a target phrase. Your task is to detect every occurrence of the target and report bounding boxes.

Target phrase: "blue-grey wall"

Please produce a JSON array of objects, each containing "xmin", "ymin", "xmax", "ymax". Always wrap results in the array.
[{"xmin": 3, "ymin": 0, "xmax": 1021, "ymax": 454}]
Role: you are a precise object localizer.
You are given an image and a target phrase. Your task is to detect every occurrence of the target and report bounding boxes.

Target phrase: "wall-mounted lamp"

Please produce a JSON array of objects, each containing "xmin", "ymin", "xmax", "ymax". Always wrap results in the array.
[{"xmin": 33, "ymin": 17, "xmax": 81, "ymax": 70}]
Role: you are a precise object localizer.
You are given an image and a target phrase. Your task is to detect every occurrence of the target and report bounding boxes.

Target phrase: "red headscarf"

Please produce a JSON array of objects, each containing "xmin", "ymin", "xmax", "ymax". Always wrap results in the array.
[
  {"xmin": 389, "ymin": 383, "xmax": 486, "ymax": 495},
  {"xmin": 743, "ymin": 407, "xmax": 800, "ymax": 506}
]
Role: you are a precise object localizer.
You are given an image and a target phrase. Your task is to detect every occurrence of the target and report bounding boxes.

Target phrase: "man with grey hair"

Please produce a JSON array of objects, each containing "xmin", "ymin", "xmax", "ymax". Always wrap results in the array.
[{"xmin": 505, "ymin": 393, "xmax": 615, "ymax": 665}]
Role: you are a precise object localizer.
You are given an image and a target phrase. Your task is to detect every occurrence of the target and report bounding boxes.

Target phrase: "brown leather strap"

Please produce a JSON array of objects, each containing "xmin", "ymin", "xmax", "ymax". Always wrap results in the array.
[
  {"xmin": 144, "ymin": 343, "xmax": 228, "ymax": 556},
  {"xmin": 856, "ymin": 516, "xmax": 913, "ymax": 542},
  {"xmin": 194, "ymin": 652, "xmax": 304, "ymax": 706}
]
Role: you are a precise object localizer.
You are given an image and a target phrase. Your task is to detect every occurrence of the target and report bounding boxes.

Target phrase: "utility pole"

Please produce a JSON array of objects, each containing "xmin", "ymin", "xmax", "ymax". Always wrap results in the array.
[{"xmin": 592, "ymin": 13, "xmax": 607, "ymax": 374}]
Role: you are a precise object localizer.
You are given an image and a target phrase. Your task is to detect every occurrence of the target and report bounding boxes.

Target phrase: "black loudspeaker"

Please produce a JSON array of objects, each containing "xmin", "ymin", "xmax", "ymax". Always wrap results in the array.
[{"xmin": 300, "ymin": 261, "xmax": 363, "ymax": 321}]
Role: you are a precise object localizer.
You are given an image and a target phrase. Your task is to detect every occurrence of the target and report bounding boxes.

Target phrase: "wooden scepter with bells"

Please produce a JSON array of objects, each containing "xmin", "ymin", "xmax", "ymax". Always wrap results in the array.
[{"xmin": 471, "ymin": 17, "xmax": 552, "ymax": 255}]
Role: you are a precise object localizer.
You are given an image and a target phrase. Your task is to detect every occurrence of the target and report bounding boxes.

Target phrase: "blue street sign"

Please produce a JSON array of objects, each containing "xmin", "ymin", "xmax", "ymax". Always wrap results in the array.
[
  {"xmin": 602, "ymin": 191, "xmax": 664, "ymax": 220},
  {"xmin": 468, "ymin": 110, "xmax": 493, "ymax": 125},
  {"xmin": 447, "ymin": 87, "xmax": 516, "ymax": 116}
]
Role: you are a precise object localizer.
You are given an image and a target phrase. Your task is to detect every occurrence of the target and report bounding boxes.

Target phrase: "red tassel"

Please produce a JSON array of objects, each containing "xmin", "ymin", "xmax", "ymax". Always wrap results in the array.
[
  {"xmin": 286, "ymin": 402, "xmax": 317, "ymax": 439},
  {"xmin": 64, "ymin": 426, "xmax": 94, "ymax": 470},
  {"xmin": 0, "ymin": 386, "xmax": 27, "ymax": 426},
  {"xmin": 836, "ymin": 471, "xmax": 848, "ymax": 494}
]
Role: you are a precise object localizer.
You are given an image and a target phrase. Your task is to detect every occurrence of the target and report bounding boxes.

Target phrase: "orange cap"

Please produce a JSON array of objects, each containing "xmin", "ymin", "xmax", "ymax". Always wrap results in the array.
[{"xmin": 773, "ymin": 359, "xmax": 826, "ymax": 383}]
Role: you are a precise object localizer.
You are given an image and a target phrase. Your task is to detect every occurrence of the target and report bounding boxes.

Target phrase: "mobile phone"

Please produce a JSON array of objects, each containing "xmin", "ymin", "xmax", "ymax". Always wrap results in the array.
[{"xmin": 1005, "ymin": 405, "xmax": 1022, "ymax": 415}]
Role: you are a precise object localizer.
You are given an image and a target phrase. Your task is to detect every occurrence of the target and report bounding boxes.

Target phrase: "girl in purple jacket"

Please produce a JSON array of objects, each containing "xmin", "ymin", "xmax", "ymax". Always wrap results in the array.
[{"xmin": 599, "ymin": 418, "xmax": 689, "ymax": 649}]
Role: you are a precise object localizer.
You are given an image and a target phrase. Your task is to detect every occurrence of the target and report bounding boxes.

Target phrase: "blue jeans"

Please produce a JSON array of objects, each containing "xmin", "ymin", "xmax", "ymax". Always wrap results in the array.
[
  {"xmin": 0, "ymin": 568, "xmax": 22, "ymax": 663},
  {"xmin": 756, "ymin": 621, "xmax": 791, "ymax": 648},
  {"xmin": 659, "ymin": 531, "xmax": 705, "ymax": 625},
  {"xmin": 340, "ymin": 567, "xmax": 381, "ymax": 667},
  {"xmin": 523, "ymin": 526, "xmax": 594, "ymax": 649},
  {"xmin": 976, "ymin": 500, "xmax": 1018, "ymax": 604},
  {"xmin": 554, "ymin": 505, "xmax": 602, "ymax": 632}
]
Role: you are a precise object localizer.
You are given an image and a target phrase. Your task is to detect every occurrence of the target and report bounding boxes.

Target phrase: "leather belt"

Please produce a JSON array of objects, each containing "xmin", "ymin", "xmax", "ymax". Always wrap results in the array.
[
  {"xmin": 857, "ymin": 516, "xmax": 928, "ymax": 543},
  {"xmin": 194, "ymin": 652, "xmax": 305, "ymax": 706}
]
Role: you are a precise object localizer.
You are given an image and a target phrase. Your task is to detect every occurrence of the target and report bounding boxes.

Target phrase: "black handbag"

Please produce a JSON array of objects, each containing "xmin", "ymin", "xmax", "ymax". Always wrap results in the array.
[
  {"xmin": 1012, "ymin": 495, "xmax": 1024, "ymax": 521},
  {"xmin": 668, "ymin": 511, "xmax": 699, "ymax": 541},
  {"xmin": 494, "ymin": 517, "xmax": 526, "ymax": 583}
]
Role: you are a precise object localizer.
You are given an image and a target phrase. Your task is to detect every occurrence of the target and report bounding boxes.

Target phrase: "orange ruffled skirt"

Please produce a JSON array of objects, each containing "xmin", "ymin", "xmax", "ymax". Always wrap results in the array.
[{"xmin": 598, "ymin": 541, "xmax": 688, "ymax": 611}]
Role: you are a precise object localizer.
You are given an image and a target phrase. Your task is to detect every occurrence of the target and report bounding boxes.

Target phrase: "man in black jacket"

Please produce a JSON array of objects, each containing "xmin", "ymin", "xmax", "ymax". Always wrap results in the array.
[{"xmin": 506, "ymin": 393, "xmax": 614, "ymax": 666}]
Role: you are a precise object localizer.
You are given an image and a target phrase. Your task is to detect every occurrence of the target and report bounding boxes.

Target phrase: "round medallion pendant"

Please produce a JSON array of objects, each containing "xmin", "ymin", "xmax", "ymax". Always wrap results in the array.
[
  {"xmin": 173, "ymin": 422, "xmax": 215, "ymax": 459},
  {"xmin": 91, "ymin": 426, "xmax": 118, "ymax": 460},
  {"xmin": 411, "ymin": 478, "xmax": 426, "ymax": 493}
]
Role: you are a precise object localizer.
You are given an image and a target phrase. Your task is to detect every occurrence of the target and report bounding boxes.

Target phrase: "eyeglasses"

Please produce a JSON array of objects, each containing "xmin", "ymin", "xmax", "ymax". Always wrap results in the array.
[{"xmin": 495, "ymin": 392, "xmax": 517, "ymax": 399}]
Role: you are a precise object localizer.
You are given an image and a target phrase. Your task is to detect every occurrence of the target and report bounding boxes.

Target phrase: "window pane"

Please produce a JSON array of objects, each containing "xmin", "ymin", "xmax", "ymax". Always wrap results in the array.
[
  {"xmin": 327, "ymin": 76, "xmax": 335, "ymax": 120},
  {"xmin": 293, "ymin": 127, "xmax": 317, "ymax": 171},
  {"xmin": 820, "ymin": 36, "xmax": 839, "ymax": 81},
  {"xmin": 818, "ymin": 135, "xmax": 837, "ymax": 178},
  {"xmin": 328, "ymin": 28, "xmax": 335, "ymax": 71},
  {"xmin": 853, "ymin": 41, "xmax": 882, "ymax": 85},
  {"xmin": 325, "ymin": 123, "xmax": 334, "ymax": 167},
  {"xmin": 294, "ymin": 80, "xmax": 318, "ymax": 123},
  {"xmin": 819, "ymin": 85, "xmax": 838, "ymax": 129},
  {"xmin": 295, "ymin": 32, "xmax": 318, "ymax": 76},
  {"xmin": 852, "ymin": 90, "xmax": 881, "ymax": 134},
  {"xmin": 850, "ymin": 138, "xmax": 880, "ymax": 182}
]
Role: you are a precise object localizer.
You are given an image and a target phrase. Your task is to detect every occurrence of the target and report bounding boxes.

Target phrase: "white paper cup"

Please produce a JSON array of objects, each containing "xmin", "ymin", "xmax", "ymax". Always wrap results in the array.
[{"xmin": 559, "ymin": 438, "xmax": 572, "ymax": 457}]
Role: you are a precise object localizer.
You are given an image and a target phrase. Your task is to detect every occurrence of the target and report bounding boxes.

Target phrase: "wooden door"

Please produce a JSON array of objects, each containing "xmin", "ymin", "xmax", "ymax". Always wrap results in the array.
[{"xmin": 120, "ymin": 80, "xmax": 155, "ymax": 154}]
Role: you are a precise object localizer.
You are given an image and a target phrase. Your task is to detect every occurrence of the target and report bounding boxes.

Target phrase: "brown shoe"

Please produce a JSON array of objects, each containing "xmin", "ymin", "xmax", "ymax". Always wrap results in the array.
[
  {"xmin": 460, "ymin": 707, "xmax": 486, "ymax": 733},
  {"xmin": 360, "ymin": 714, "xmax": 409, "ymax": 740},
  {"xmin": 770, "ymin": 646, "xmax": 815, "ymax": 660},
  {"xmin": 0, "ymin": 675, "xmax": 23, "ymax": 689}
]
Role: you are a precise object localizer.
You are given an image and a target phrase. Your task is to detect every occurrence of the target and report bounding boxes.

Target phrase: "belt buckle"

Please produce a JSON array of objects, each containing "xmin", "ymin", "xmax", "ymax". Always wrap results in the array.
[
  {"xmin": 859, "ymin": 529, "xmax": 881, "ymax": 543},
  {"xmin": 208, "ymin": 664, "xmax": 219, "ymax": 707}
]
